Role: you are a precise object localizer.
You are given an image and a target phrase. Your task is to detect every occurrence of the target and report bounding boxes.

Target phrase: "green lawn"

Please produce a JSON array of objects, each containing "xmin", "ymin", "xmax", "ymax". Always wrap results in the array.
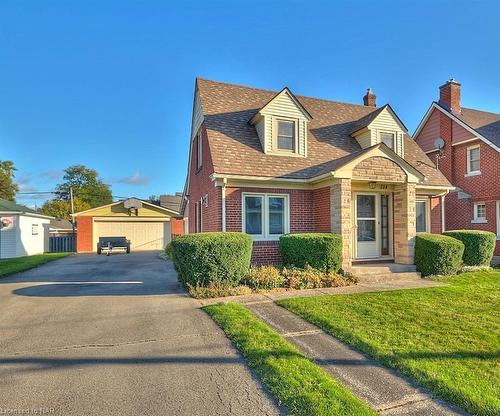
[
  {"xmin": 0, "ymin": 253, "xmax": 71, "ymax": 277},
  {"xmin": 204, "ymin": 303, "xmax": 376, "ymax": 416},
  {"xmin": 278, "ymin": 270, "xmax": 500, "ymax": 416}
]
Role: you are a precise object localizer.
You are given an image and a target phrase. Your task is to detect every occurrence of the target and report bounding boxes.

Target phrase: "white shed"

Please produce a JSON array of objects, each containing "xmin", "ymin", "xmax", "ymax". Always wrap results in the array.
[{"xmin": 0, "ymin": 198, "xmax": 53, "ymax": 259}]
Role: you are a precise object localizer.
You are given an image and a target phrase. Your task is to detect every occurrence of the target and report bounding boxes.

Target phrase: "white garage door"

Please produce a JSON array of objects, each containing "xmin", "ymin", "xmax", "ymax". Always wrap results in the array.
[{"xmin": 94, "ymin": 220, "xmax": 171, "ymax": 251}]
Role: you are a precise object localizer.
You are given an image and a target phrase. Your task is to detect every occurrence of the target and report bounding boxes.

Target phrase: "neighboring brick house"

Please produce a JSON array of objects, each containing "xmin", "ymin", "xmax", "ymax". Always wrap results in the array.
[
  {"xmin": 181, "ymin": 79, "xmax": 452, "ymax": 268},
  {"xmin": 414, "ymin": 80, "xmax": 500, "ymax": 255}
]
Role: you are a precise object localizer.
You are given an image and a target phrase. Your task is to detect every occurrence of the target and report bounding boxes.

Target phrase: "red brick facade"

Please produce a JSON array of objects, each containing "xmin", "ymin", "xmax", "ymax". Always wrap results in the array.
[
  {"xmin": 416, "ymin": 109, "xmax": 500, "ymax": 255},
  {"xmin": 187, "ymin": 124, "xmax": 221, "ymax": 233},
  {"xmin": 76, "ymin": 216, "xmax": 93, "ymax": 252}
]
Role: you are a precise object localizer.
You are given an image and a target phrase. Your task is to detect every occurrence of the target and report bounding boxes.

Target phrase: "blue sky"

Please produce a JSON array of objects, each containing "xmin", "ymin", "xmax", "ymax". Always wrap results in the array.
[{"xmin": 1, "ymin": 0, "xmax": 499, "ymax": 207}]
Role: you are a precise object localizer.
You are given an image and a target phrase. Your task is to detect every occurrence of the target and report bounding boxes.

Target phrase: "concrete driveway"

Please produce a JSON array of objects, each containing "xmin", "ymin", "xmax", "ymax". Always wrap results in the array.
[{"xmin": 0, "ymin": 252, "xmax": 280, "ymax": 415}]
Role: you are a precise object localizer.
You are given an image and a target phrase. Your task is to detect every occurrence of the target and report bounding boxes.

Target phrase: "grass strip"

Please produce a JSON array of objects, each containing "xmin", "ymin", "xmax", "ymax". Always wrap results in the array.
[
  {"xmin": 277, "ymin": 271, "xmax": 500, "ymax": 416},
  {"xmin": 203, "ymin": 302, "xmax": 376, "ymax": 416},
  {"xmin": 0, "ymin": 253, "xmax": 71, "ymax": 277}
]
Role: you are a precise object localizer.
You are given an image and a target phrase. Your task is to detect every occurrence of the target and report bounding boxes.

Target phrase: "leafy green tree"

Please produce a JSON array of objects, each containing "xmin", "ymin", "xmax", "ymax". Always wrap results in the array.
[
  {"xmin": 40, "ymin": 197, "xmax": 91, "ymax": 220},
  {"xmin": 0, "ymin": 160, "xmax": 19, "ymax": 201},
  {"xmin": 56, "ymin": 165, "xmax": 112, "ymax": 207}
]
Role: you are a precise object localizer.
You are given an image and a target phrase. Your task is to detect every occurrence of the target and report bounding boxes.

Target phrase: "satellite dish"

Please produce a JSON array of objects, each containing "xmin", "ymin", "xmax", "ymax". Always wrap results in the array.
[{"xmin": 434, "ymin": 138, "xmax": 445, "ymax": 150}]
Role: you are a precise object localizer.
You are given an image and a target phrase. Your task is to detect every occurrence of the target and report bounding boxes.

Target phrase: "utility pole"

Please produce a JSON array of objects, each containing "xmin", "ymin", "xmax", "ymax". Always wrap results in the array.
[{"xmin": 70, "ymin": 186, "xmax": 75, "ymax": 236}]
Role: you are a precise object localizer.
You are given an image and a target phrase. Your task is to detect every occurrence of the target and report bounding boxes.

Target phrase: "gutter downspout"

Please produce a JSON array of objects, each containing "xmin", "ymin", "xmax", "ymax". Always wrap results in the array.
[
  {"xmin": 441, "ymin": 194, "xmax": 446, "ymax": 233},
  {"xmin": 221, "ymin": 178, "xmax": 227, "ymax": 232}
]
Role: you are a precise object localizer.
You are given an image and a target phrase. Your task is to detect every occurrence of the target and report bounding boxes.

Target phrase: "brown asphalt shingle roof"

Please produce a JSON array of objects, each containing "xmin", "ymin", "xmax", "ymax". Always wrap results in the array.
[{"xmin": 198, "ymin": 79, "xmax": 451, "ymax": 187}]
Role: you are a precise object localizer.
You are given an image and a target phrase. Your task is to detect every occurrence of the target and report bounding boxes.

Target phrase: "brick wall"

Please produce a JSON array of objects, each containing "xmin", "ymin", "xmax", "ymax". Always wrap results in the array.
[
  {"xmin": 313, "ymin": 186, "xmax": 330, "ymax": 232},
  {"xmin": 186, "ymin": 123, "xmax": 221, "ymax": 233},
  {"xmin": 226, "ymin": 187, "xmax": 315, "ymax": 264},
  {"xmin": 76, "ymin": 216, "xmax": 93, "ymax": 252},
  {"xmin": 170, "ymin": 218, "xmax": 184, "ymax": 237},
  {"xmin": 415, "ymin": 109, "xmax": 500, "ymax": 256},
  {"xmin": 430, "ymin": 196, "xmax": 442, "ymax": 234},
  {"xmin": 352, "ymin": 156, "xmax": 406, "ymax": 182}
]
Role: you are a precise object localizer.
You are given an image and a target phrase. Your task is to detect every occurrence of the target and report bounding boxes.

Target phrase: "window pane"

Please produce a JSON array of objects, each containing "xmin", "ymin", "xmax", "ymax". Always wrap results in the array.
[
  {"xmin": 469, "ymin": 148, "xmax": 480, "ymax": 171},
  {"xmin": 277, "ymin": 120, "xmax": 295, "ymax": 151},
  {"xmin": 278, "ymin": 121, "xmax": 294, "ymax": 136},
  {"xmin": 476, "ymin": 204, "xmax": 486, "ymax": 219},
  {"xmin": 245, "ymin": 196, "xmax": 262, "ymax": 235},
  {"xmin": 278, "ymin": 136, "xmax": 294, "ymax": 150},
  {"xmin": 357, "ymin": 195, "xmax": 375, "ymax": 218},
  {"xmin": 357, "ymin": 219, "xmax": 376, "ymax": 241},
  {"xmin": 416, "ymin": 201, "xmax": 427, "ymax": 233},
  {"xmin": 268, "ymin": 197, "xmax": 285, "ymax": 235},
  {"xmin": 381, "ymin": 133, "xmax": 394, "ymax": 149}
]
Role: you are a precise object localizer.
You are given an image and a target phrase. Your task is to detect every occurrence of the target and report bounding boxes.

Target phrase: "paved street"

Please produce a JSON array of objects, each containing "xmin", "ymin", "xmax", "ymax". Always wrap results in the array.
[{"xmin": 0, "ymin": 252, "xmax": 280, "ymax": 416}]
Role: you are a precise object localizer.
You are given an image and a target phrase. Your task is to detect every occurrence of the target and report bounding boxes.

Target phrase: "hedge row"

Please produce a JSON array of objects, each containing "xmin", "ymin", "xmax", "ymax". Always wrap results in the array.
[
  {"xmin": 171, "ymin": 232, "xmax": 252, "ymax": 287},
  {"xmin": 443, "ymin": 230, "xmax": 496, "ymax": 266},
  {"xmin": 414, "ymin": 234, "xmax": 464, "ymax": 276},
  {"xmin": 279, "ymin": 233, "xmax": 342, "ymax": 273},
  {"xmin": 170, "ymin": 232, "xmax": 343, "ymax": 287}
]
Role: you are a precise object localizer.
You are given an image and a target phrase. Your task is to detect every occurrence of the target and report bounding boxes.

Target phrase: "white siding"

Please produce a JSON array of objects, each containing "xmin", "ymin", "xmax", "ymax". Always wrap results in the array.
[
  {"xmin": 361, "ymin": 107, "xmax": 405, "ymax": 157},
  {"xmin": 354, "ymin": 129, "xmax": 372, "ymax": 149},
  {"xmin": 0, "ymin": 214, "xmax": 18, "ymax": 259},
  {"xmin": 255, "ymin": 117, "xmax": 266, "ymax": 151},
  {"xmin": 17, "ymin": 215, "xmax": 50, "ymax": 256},
  {"xmin": 259, "ymin": 90, "xmax": 309, "ymax": 156},
  {"xmin": 191, "ymin": 88, "xmax": 204, "ymax": 139}
]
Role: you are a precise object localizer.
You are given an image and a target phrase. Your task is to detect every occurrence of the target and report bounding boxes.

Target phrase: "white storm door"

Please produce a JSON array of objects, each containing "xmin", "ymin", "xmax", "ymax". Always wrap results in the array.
[{"xmin": 356, "ymin": 194, "xmax": 380, "ymax": 258}]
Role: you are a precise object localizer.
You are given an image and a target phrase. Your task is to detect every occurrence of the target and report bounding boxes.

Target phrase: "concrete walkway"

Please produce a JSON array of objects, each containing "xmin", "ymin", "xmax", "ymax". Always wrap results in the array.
[
  {"xmin": 200, "ymin": 278, "xmax": 465, "ymax": 415},
  {"xmin": 246, "ymin": 302, "xmax": 465, "ymax": 416},
  {"xmin": 0, "ymin": 253, "xmax": 281, "ymax": 416}
]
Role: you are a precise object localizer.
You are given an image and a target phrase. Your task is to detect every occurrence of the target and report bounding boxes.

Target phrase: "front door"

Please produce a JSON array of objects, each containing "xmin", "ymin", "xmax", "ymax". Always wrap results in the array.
[{"xmin": 356, "ymin": 194, "xmax": 379, "ymax": 258}]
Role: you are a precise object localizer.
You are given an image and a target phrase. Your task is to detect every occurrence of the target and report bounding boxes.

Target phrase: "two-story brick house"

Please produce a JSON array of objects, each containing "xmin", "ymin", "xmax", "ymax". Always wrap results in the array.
[
  {"xmin": 181, "ymin": 79, "xmax": 452, "ymax": 268},
  {"xmin": 414, "ymin": 80, "xmax": 500, "ymax": 255}
]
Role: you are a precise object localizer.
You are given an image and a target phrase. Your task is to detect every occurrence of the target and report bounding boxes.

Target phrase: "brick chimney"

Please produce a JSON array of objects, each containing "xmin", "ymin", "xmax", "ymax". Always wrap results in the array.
[
  {"xmin": 363, "ymin": 88, "xmax": 376, "ymax": 107},
  {"xmin": 439, "ymin": 79, "xmax": 461, "ymax": 113}
]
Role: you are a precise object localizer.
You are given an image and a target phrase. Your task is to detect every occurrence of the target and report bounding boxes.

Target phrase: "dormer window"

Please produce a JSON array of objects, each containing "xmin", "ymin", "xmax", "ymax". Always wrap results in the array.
[
  {"xmin": 276, "ymin": 120, "xmax": 296, "ymax": 152},
  {"xmin": 380, "ymin": 132, "xmax": 395, "ymax": 150}
]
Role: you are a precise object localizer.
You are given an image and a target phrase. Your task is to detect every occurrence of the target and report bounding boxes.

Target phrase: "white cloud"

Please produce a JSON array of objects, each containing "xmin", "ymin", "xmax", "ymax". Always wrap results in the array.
[{"xmin": 114, "ymin": 173, "xmax": 150, "ymax": 186}]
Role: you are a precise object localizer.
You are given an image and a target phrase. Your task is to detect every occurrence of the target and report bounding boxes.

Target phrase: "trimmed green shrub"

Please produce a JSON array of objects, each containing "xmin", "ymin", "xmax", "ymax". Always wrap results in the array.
[
  {"xmin": 164, "ymin": 242, "xmax": 173, "ymax": 258},
  {"xmin": 443, "ymin": 230, "xmax": 496, "ymax": 266},
  {"xmin": 171, "ymin": 232, "xmax": 252, "ymax": 287},
  {"xmin": 279, "ymin": 233, "xmax": 342, "ymax": 272},
  {"xmin": 414, "ymin": 233, "xmax": 464, "ymax": 276}
]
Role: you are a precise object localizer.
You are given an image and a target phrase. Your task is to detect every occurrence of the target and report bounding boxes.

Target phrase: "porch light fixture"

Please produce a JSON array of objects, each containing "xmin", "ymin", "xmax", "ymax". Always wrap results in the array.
[{"xmin": 369, "ymin": 182, "xmax": 377, "ymax": 190}]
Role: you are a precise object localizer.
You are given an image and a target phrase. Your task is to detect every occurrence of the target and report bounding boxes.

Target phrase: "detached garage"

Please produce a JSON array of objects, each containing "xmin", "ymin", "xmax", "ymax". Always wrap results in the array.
[{"xmin": 74, "ymin": 198, "xmax": 183, "ymax": 253}]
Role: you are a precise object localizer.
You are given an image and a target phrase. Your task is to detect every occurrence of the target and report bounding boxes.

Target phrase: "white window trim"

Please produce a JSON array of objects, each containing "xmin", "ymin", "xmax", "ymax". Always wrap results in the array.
[
  {"xmin": 273, "ymin": 117, "xmax": 299, "ymax": 154},
  {"xmin": 196, "ymin": 130, "xmax": 203, "ymax": 170},
  {"xmin": 465, "ymin": 144, "xmax": 481, "ymax": 176},
  {"xmin": 472, "ymin": 202, "xmax": 487, "ymax": 224},
  {"xmin": 242, "ymin": 192, "xmax": 290, "ymax": 241},
  {"xmin": 379, "ymin": 131, "xmax": 396, "ymax": 151},
  {"xmin": 415, "ymin": 199, "xmax": 430, "ymax": 233}
]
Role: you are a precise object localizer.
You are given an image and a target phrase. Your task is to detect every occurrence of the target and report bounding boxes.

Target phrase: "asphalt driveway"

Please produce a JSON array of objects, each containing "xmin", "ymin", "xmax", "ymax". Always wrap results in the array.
[{"xmin": 0, "ymin": 252, "xmax": 280, "ymax": 415}]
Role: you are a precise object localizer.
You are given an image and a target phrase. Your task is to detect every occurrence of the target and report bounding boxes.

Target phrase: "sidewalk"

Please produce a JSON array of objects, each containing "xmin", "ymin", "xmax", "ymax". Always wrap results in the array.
[{"xmin": 198, "ymin": 278, "xmax": 445, "ymax": 306}]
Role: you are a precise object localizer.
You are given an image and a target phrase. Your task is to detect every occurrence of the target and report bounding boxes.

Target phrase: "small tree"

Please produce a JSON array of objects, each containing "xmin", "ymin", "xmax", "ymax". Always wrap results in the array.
[
  {"xmin": 0, "ymin": 160, "xmax": 19, "ymax": 201},
  {"xmin": 56, "ymin": 165, "xmax": 112, "ymax": 208},
  {"xmin": 40, "ymin": 197, "xmax": 91, "ymax": 220}
]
